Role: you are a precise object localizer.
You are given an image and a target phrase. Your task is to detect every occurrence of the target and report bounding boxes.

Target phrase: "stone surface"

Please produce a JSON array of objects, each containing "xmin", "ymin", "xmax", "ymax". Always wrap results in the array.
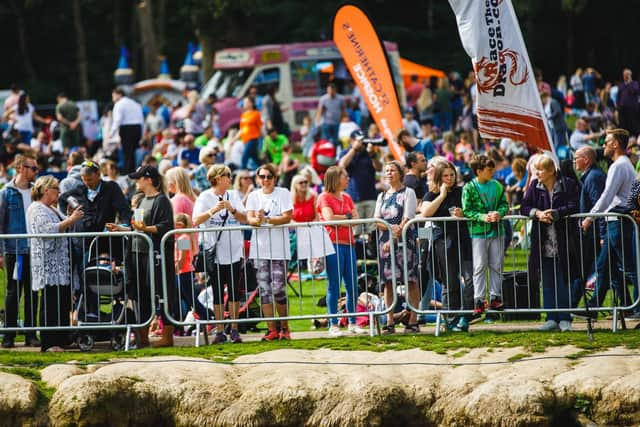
[
  {"xmin": 3, "ymin": 347, "xmax": 640, "ymax": 426},
  {"xmin": 0, "ymin": 372, "xmax": 39, "ymax": 427}
]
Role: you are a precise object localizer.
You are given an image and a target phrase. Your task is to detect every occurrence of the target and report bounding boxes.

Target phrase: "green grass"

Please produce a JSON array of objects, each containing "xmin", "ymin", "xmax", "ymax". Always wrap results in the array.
[{"xmin": 0, "ymin": 329, "xmax": 638, "ymax": 369}]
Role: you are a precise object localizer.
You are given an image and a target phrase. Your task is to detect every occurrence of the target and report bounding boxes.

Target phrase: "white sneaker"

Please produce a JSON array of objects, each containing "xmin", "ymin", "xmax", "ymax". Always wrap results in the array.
[
  {"xmin": 539, "ymin": 320, "xmax": 560, "ymax": 331},
  {"xmin": 348, "ymin": 323, "xmax": 367, "ymax": 334},
  {"xmin": 328, "ymin": 325, "xmax": 343, "ymax": 337},
  {"xmin": 559, "ymin": 320, "xmax": 572, "ymax": 332}
]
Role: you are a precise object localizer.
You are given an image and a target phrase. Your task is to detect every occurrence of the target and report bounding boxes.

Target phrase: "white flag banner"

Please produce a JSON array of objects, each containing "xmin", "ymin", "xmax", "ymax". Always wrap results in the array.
[{"xmin": 449, "ymin": 0, "xmax": 553, "ymax": 152}]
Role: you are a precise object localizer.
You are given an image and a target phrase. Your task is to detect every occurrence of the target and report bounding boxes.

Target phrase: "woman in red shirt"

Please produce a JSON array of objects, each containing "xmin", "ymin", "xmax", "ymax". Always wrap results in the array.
[
  {"xmin": 317, "ymin": 166, "xmax": 366, "ymax": 337},
  {"xmin": 291, "ymin": 174, "xmax": 334, "ymax": 274}
]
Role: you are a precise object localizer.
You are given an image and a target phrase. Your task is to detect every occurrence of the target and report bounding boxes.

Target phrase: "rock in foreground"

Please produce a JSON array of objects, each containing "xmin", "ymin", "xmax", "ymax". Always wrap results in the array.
[{"xmin": 3, "ymin": 347, "xmax": 640, "ymax": 426}]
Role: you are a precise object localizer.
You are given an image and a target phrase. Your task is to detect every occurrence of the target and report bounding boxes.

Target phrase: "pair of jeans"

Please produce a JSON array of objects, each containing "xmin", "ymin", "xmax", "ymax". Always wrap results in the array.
[
  {"xmin": 591, "ymin": 220, "xmax": 636, "ymax": 307},
  {"xmin": 321, "ymin": 123, "xmax": 339, "ymax": 145},
  {"xmin": 325, "ymin": 243, "xmax": 357, "ymax": 325},
  {"xmin": 541, "ymin": 256, "xmax": 571, "ymax": 322},
  {"xmin": 3, "ymin": 254, "xmax": 37, "ymax": 340},
  {"xmin": 240, "ymin": 138, "xmax": 260, "ymax": 170}
]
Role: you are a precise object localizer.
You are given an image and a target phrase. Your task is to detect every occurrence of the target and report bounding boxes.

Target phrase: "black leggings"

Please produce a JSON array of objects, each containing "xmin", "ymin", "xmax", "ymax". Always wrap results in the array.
[
  {"xmin": 208, "ymin": 261, "xmax": 242, "ymax": 305},
  {"xmin": 129, "ymin": 251, "xmax": 179, "ymax": 324},
  {"xmin": 40, "ymin": 285, "xmax": 71, "ymax": 352}
]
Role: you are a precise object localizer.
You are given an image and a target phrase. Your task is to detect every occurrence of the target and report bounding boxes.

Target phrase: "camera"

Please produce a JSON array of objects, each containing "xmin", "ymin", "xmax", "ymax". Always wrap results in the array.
[
  {"xmin": 363, "ymin": 137, "xmax": 387, "ymax": 146},
  {"xmin": 66, "ymin": 196, "xmax": 80, "ymax": 209}
]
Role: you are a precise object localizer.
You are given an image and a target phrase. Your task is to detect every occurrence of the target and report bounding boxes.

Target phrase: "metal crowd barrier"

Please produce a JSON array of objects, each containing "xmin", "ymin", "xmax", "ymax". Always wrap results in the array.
[
  {"xmin": 402, "ymin": 213, "xmax": 640, "ymax": 334},
  {"xmin": 160, "ymin": 218, "xmax": 397, "ymax": 345},
  {"xmin": 0, "ymin": 231, "xmax": 155, "ymax": 351}
]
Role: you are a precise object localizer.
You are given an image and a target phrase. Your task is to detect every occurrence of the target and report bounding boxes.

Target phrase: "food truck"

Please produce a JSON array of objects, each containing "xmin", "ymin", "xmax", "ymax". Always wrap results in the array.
[{"xmin": 201, "ymin": 40, "xmax": 406, "ymax": 136}]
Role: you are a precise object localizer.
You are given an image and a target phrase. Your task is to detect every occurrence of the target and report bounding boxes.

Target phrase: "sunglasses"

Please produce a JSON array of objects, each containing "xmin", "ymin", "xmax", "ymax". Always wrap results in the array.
[
  {"xmin": 298, "ymin": 180, "xmax": 308, "ymax": 185},
  {"xmin": 240, "ymin": 176, "xmax": 252, "ymax": 180},
  {"xmin": 81, "ymin": 161, "xmax": 98, "ymax": 169},
  {"xmin": 258, "ymin": 174, "xmax": 274, "ymax": 180},
  {"xmin": 220, "ymin": 173, "xmax": 231, "ymax": 178},
  {"xmin": 23, "ymin": 165, "xmax": 39, "ymax": 172}
]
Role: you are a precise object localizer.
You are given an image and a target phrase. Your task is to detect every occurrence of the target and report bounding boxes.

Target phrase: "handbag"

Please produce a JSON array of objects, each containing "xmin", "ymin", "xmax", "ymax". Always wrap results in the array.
[{"xmin": 192, "ymin": 207, "xmax": 229, "ymax": 272}]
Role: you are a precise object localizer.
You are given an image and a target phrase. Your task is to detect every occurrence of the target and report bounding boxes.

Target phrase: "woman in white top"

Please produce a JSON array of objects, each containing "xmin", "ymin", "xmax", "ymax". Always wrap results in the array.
[
  {"xmin": 193, "ymin": 164, "xmax": 247, "ymax": 343},
  {"xmin": 245, "ymin": 163, "xmax": 293, "ymax": 341},
  {"xmin": 27, "ymin": 176, "xmax": 84, "ymax": 352},
  {"xmin": 3, "ymin": 93, "xmax": 48, "ymax": 144}
]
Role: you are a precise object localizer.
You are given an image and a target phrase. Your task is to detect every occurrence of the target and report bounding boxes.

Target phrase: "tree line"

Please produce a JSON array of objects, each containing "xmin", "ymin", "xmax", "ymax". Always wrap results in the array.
[{"xmin": 1, "ymin": 0, "xmax": 635, "ymax": 103}]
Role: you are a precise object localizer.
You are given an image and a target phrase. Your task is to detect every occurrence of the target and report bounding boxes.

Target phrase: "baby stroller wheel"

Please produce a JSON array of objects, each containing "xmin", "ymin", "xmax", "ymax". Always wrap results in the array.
[
  {"xmin": 111, "ymin": 334, "xmax": 126, "ymax": 351},
  {"xmin": 78, "ymin": 334, "xmax": 95, "ymax": 352}
]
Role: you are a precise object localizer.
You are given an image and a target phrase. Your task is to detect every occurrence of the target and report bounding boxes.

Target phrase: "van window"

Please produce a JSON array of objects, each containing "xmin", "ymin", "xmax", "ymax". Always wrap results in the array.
[
  {"xmin": 250, "ymin": 67, "xmax": 280, "ymax": 95},
  {"xmin": 290, "ymin": 59, "xmax": 354, "ymax": 97},
  {"xmin": 202, "ymin": 68, "xmax": 252, "ymax": 99}
]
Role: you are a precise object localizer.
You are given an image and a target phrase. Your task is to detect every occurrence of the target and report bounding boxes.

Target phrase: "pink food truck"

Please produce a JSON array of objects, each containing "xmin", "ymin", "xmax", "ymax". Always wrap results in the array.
[{"xmin": 201, "ymin": 40, "xmax": 406, "ymax": 137}]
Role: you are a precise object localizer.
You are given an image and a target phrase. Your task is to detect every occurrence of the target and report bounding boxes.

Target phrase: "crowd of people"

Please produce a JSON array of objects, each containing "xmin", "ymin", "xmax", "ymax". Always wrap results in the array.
[{"xmin": 1, "ymin": 63, "xmax": 640, "ymax": 350}]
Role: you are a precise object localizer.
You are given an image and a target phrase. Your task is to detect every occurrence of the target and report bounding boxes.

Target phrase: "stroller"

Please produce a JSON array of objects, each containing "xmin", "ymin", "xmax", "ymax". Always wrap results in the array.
[{"xmin": 74, "ymin": 236, "xmax": 135, "ymax": 351}]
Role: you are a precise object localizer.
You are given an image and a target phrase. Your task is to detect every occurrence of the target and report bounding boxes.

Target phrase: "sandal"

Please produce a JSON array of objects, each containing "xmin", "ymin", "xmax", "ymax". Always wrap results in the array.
[
  {"xmin": 404, "ymin": 324, "xmax": 420, "ymax": 334},
  {"xmin": 381, "ymin": 324, "xmax": 395, "ymax": 335}
]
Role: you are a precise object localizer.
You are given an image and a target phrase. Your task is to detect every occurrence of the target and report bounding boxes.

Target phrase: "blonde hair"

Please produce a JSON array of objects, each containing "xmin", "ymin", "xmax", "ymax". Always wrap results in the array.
[
  {"xmin": 207, "ymin": 164, "xmax": 232, "ymax": 187},
  {"xmin": 165, "ymin": 167, "xmax": 196, "ymax": 201},
  {"xmin": 31, "ymin": 175, "xmax": 58, "ymax": 201},
  {"xmin": 534, "ymin": 155, "xmax": 556, "ymax": 173},
  {"xmin": 199, "ymin": 146, "xmax": 215, "ymax": 164},
  {"xmin": 290, "ymin": 174, "xmax": 312, "ymax": 203},
  {"xmin": 233, "ymin": 170, "xmax": 252, "ymax": 191}
]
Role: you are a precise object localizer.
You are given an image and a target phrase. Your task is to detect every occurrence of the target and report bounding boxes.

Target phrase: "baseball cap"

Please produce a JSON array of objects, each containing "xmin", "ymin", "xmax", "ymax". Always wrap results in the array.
[
  {"xmin": 128, "ymin": 165, "xmax": 160, "ymax": 180},
  {"xmin": 350, "ymin": 130, "xmax": 365, "ymax": 140}
]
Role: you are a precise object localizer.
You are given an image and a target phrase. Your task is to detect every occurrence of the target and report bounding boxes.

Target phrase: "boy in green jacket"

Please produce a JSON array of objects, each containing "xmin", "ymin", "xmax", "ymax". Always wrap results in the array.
[{"xmin": 462, "ymin": 154, "xmax": 509, "ymax": 314}]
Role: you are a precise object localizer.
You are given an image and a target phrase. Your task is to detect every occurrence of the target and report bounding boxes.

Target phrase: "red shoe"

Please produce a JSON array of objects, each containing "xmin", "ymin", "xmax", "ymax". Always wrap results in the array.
[
  {"xmin": 279, "ymin": 328, "xmax": 291, "ymax": 340},
  {"xmin": 261, "ymin": 329, "xmax": 280, "ymax": 342},
  {"xmin": 489, "ymin": 298, "xmax": 504, "ymax": 310},
  {"xmin": 473, "ymin": 300, "xmax": 486, "ymax": 315}
]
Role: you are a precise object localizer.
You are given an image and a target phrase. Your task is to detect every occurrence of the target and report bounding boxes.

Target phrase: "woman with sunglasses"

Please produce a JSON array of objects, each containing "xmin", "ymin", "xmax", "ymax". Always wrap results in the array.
[
  {"xmin": 193, "ymin": 164, "xmax": 248, "ymax": 343},
  {"xmin": 27, "ymin": 176, "xmax": 84, "ymax": 351},
  {"xmin": 233, "ymin": 170, "xmax": 255, "ymax": 206},
  {"xmin": 246, "ymin": 163, "xmax": 293, "ymax": 341},
  {"xmin": 193, "ymin": 147, "xmax": 217, "ymax": 194},
  {"xmin": 291, "ymin": 174, "xmax": 334, "ymax": 277}
]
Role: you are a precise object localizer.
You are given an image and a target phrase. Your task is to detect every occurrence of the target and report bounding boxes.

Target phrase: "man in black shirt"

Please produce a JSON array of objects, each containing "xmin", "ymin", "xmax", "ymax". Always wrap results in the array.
[
  {"xmin": 59, "ymin": 160, "xmax": 131, "ymax": 233},
  {"xmin": 59, "ymin": 160, "xmax": 132, "ymax": 320},
  {"xmin": 403, "ymin": 151, "xmax": 427, "ymax": 203}
]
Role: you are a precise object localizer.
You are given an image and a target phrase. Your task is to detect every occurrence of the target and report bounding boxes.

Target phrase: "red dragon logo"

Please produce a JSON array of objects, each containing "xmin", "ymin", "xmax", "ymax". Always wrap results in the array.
[{"xmin": 473, "ymin": 49, "xmax": 528, "ymax": 95}]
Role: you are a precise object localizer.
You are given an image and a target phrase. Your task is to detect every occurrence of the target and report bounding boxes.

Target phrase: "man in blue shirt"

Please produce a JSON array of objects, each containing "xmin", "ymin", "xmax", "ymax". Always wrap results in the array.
[{"xmin": 571, "ymin": 146, "xmax": 606, "ymax": 307}]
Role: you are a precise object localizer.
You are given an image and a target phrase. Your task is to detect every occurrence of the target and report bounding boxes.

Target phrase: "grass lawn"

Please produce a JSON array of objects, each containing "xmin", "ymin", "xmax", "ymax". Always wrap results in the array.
[{"xmin": 0, "ymin": 328, "xmax": 638, "ymax": 369}]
